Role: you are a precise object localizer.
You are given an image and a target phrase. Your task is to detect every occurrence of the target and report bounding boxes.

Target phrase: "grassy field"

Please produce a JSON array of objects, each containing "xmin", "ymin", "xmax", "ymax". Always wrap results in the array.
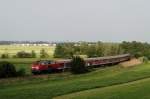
[
  {"xmin": 0, "ymin": 63, "xmax": 150, "ymax": 99},
  {"xmin": 0, "ymin": 45, "xmax": 55, "ymax": 58},
  {"xmin": 0, "ymin": 58, "xmax": 55, "ymax": 64},
  {"xmin": 55, "ymin": 77, "xmax": 150, "ymax": 99}
]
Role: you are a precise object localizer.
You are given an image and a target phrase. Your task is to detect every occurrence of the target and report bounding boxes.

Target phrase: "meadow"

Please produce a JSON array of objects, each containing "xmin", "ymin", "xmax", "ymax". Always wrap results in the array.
[
  {"xmin": 55, "ymin": 76, "xmax": 150, "ymax": 99},
  {"xmin": 0, "ymin": 45, "xmax": 55, "ymax": 58},
  {"xmin": 0, "ymin": 63, "xmax": 150, "ymax": 99}
]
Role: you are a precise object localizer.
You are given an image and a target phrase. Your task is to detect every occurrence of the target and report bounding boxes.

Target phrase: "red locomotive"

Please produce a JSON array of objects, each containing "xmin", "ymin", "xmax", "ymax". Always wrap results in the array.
[
  {"xmin": 31, "ymin": 60, "xmax": 70, "ymax": 74},
  {"xmin": 31, "ymin": 54, "xmax": 130, "ymax": 74}
]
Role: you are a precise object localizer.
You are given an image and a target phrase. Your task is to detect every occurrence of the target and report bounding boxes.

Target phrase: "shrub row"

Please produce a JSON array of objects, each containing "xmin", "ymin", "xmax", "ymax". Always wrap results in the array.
[{"xmin": 0, "ymin": 61, "xmax": 25, "ymax": 78}]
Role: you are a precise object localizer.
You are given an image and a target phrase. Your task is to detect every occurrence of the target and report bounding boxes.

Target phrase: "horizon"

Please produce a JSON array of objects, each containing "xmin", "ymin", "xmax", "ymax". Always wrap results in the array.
[{"xmin": 0, "ymin": 40, "xmax": 149, "ymax": 44}]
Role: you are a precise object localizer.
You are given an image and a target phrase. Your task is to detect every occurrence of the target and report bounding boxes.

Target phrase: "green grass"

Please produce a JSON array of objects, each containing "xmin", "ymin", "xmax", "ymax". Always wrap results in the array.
[
  {"xmin": 0, "ymin": 63, "xmax": 150, "ymax": 99},
  {"xmin": 0, "ymin": 45, "xmax": 55, "ymax": 58},
  {"xmin": 15, "ymin": 64, "xmax": 31, "ymax": 75},
  {"xmin": 55, "ymin": 77, "xmax": 150, "ymax": 99}
]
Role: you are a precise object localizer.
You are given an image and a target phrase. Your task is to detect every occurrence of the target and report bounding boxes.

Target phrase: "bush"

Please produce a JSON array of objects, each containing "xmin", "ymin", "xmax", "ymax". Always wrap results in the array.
[
  {"xmin": 139, "ymin": 56, "xmax": 149, "ymax": 63},
  {"xmin": 147, "ymin": 55, "xmax": 150, "ymax": 60},
  {"xmin": 17, "ymin": 68, "xmax": 26, "ymax": 76},
  {"xmin": 0, "ymin": 61, "xmax": 17, "ymax": 78},
  {"xmin": 70, "ymin": 56, "xmax": 88, "ymax": 74},
  {"xmin": 16, "ymin": 51, "xmax": 32, "ymax": 58},
  {"xmin": 143, "ymin": 57, "xmax": 149, "ymax": 63},
  {"xmin": 40, "ymin": 49, "xmax": 49, "ymax": 58},
  {"xmin": 148, "ymin": 57, "xmax": 150, "ymax": 60},
  {"xmin": 31, "ymin": 50, "xmax": 36, "ymax": 58},
  {"xmin": 1, "ymin": 53, "xmax": 9, "ymax": 59},
  {"xmin": 12, "ymin": 55, "xmax": 17, "ymax": 58}
]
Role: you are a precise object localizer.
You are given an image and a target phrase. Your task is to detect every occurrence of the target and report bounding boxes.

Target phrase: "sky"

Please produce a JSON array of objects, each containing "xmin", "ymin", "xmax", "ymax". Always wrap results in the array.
[{"xmin": 0, "ymin": 0, "xmax": 150, "ymax": 42}]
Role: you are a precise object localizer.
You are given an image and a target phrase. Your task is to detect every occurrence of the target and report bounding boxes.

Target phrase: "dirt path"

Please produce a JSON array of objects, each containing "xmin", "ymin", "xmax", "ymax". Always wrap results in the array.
[{"xmin": 120, "ymin": 58, "xmax": 142, "ymax": 68}]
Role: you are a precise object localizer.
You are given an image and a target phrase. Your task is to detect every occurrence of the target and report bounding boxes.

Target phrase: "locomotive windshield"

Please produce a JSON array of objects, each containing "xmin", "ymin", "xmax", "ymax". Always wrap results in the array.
[{"xmin": 39, "ymin": 60, "xmax": 53, "ymax": 65}]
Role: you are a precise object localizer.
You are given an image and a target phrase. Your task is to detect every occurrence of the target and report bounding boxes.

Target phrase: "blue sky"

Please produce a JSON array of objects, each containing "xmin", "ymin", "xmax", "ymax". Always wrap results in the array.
[{"xmin": 0, "ymin": 0, "xmax": 150, "ymax": 42}]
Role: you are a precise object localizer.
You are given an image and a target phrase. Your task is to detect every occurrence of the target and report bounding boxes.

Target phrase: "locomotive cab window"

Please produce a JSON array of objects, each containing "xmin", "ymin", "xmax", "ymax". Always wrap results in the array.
[{"xmin": 39, "ymin": 60, "xmax": 53, "ymax": 65}]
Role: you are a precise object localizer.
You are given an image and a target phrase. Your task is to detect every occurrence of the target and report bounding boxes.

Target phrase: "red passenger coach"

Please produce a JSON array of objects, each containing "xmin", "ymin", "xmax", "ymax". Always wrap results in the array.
[
  {"xmin": 85, "ymin": 54, "xmax": 130, "ymax": 67},
  {"xmin": 31, "ymin": 54, "xmax": 130, "ymax": 74}
]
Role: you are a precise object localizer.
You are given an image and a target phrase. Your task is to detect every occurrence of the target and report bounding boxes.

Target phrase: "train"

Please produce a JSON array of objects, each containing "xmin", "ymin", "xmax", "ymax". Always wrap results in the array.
[{"xmin": 31, "ymin": 54, "xmax": 130, "ymax": 74}]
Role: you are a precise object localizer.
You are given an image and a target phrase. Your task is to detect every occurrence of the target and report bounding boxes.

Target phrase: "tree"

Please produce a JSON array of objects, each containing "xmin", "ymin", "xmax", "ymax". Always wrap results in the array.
[
  {"xmin": 95, "ymin": 42, "xmax": 103, "ymax": 57},
  {"xmin": 120, "ymin": 41, "xmax": 150, "ymax": 59},
  {"xmin": 70, "ymin": 56, "xmax": 88, "ymax": 74},
  {"xmin": 1, "ymin": 48, "xmax": 9, "ymax": 59},
  {"xmin": 54, "ymin": 44, "xmax": 64, "ymax": 58},
  {"xmin": 40, "ymin": 49, "xmax": 49, "ymax": 58},
  {"xmin": 54, "ymin": 43, "xmax": 75, "ymax": 58},
  {"xmin": 86, "ymin": 45, "xmax": 97, "ymax": 57},
  {"xmin": 79, "ymin": 42, "xmax": 89, "ymax": 55},
  {"xmin": 1, "ymin": 53, "xmax": 9, "ymax": 59},
  {"xmin": 16, "ymin": 51, "xmax": 32, "ymax": 58},
  {"xmin": 0, "ymin": 61, "xmax": 17, "ymax": 78},
  {"xmin": 31, "ymin": 50, "xmax": 36, "ymax": 58}
]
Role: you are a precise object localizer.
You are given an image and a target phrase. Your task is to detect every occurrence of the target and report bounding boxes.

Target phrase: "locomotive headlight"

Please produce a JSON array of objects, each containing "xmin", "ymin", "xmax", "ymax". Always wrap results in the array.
[
  {"xmin": 32, "ymin": 66, "xmax": 39, "ymax": 70},
  {"xmin": 35, "ymin": 67, "xmax": 39, "ymax": 70}
]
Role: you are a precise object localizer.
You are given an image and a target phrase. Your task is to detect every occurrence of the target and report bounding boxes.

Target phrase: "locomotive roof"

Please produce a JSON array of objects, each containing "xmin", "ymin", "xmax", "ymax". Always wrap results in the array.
[{"xmin": 56, "ymin": 59, "xmax": 71, "ymax": 63}]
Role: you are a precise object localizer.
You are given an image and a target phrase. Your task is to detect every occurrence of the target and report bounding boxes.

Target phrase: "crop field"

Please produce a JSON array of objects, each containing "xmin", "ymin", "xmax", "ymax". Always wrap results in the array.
[
  {"xmin": 0, "ymin": 58, "xmax": 54, "ymax": 64},
  {"xmin": 0, "ymin": 62, "xmax": 150, "ymax": 99},
  {"xmin": 0, "ymin": 45, "xmax": 55, "ymax": 58}
]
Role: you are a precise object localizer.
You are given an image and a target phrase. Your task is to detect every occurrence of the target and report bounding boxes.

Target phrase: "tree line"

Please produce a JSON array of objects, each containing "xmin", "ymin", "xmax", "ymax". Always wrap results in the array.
[
  {"xmin": 120, "ymin": 41, "xmax": 150, "ymax": 59},
  {"xmin": 1, "ymin": 41, "xmax": 150, "ymax": 59},
  {"xmin": 54, "ymin": 41, "xmax": 150, "ymax": 59}
]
